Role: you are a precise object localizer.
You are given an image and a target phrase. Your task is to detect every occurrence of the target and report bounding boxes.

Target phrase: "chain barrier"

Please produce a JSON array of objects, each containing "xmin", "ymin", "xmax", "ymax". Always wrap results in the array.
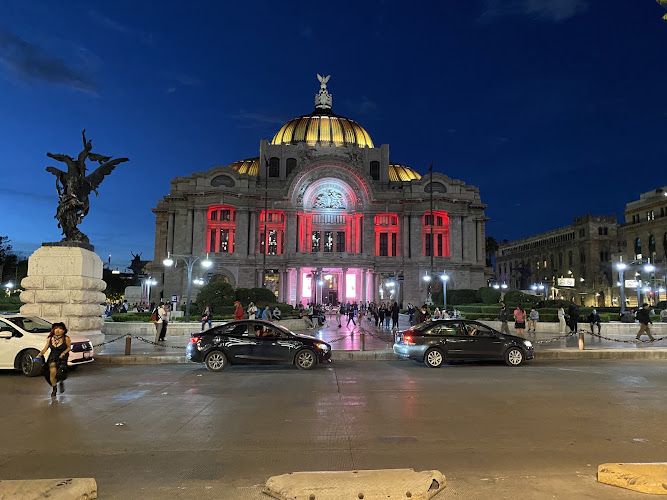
[
  {"xmin": 533, "ymin": 332, "xmax": 577, "ymax": 344},
  {"xmin": 130, "ymin": 335, "xmax": 187, "ymax": 349},
  {"xmin": 587, "ymin": 330, "xmax": 667, "ymax": 344},
  {"xmin": 92, "ymin": 334, "xmax": 129, "ymax": 348}
]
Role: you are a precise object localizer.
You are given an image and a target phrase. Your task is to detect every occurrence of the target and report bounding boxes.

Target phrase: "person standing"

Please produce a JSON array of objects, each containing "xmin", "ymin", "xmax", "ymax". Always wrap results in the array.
[
  {"xmin": 588, "ymin": 309, "xmax": 602, "ymax": 335},
  {"xmin": 346, "ymin": 304, "xmax": 357, "ymax": 327},
  {"xmin": 391, "ymin": 301, "xmax": 400, "ymax": 330},
  {"xmin": 336, "ymin": 303, "xmax": 343, "ymax": 328},
  {"xmin": 498, "ymin": 302, "xmax": 510, "ymax": 334},
  {"xmin": 305, "ymin": 303, "xmax": 314, "ymax": 329},
  {"xmin": 247, "ymin": 302, "xmax": 258, "ymax": 320},
  {"xmin": 567, "ymin": 298, "xmax": 579, "ymax": 333},
  {"xmin": 557, "ymin": 305, "xmax": 566, "ymax": 334},
  {"xmin": 233, "ymin": 300, "xmax": 244, "ymax": 320},
  {"xmin": 513, "ymin": 304, "xmax": 526, "ymax": 336},
  {"xmin": 635, "ymin": 303, "xmax": 656, "ymax": 342},
  {"xmin": 201, "ymin": 306, "xmax": 212, "ymax": 331},
  {"xmin": 35, "ymin": 322, "xmax": 71, "ymax": 397},
  {"xmin": 155, "ymin": 303, "xmax": 168, "ymax": 341}
]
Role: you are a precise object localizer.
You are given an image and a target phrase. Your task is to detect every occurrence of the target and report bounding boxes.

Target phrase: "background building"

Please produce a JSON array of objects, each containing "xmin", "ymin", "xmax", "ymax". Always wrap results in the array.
[
  {"xmin": 147, "ymin": 77, "xmax": 490, "ymax": 308},
  {"xmin": 613, "ymin": 186, "xmax": 667, "ymax": 307},
  {"xmin": 496, "ymin": 214, "xmax": 617, "ymax": 306}
]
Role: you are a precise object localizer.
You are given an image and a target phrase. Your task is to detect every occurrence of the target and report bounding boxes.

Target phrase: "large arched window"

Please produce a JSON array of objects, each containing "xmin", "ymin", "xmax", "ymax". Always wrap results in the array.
[
  {"xmin": 422, "ymin": 211, "xmax": 450, "ymax": 257},
  {"xmin": 268, "ymin": 157, "xmax": 280, "ymax": 178},
  {"xmin": 634, "ymin": 238, "xmax": 642, "ymax": 258},
  {"xmin": 648, "ymin": 234, "xmax": 656, "ymax": 254},
  {"xmin": 286, "ymin": 158, "xmax": 297, "ymax": 177},
  {"xmin": 206, "ymin": 205, "xmax": 235, "ymax": 253}
]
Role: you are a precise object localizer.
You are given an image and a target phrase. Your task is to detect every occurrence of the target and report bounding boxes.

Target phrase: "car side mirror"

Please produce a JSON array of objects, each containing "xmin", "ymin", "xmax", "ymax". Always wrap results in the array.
[{"xmin": 0, "ymin": 331, "xmax": 13, "ymax": 339}]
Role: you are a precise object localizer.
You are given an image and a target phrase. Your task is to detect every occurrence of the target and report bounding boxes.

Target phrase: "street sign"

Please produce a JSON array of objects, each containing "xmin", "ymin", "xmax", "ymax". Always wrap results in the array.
[
  {"xmin": 624, "ymin": 280, "xmax": 639, "ymax": 289},
  {"xmin": 557, "ymin": 278, "xmax": 575, "ymax": 287},
  {"xmin": 171, "ymin": 295, "xmax": 179, "ymax": 303}
]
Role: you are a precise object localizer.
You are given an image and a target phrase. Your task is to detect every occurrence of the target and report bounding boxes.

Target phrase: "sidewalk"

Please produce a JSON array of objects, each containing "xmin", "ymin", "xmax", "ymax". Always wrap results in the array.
[{"xmin": 94, "ymin": 313, "xmax": 667, "ymax": 364}]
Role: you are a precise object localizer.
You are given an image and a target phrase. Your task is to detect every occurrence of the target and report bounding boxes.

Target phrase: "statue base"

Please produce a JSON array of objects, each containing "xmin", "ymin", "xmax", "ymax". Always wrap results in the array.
[
  {"xmin": 42, "ymin": 240, "xmax": 95, "ymax": 252},
  {"xmin": 20, "ymin": 245, "xmax": 107, "ymax": 347}
]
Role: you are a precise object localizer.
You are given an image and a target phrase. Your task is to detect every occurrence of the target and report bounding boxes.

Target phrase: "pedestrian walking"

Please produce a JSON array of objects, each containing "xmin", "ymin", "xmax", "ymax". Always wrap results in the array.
[
  {"xmin": 391, "ymin": 301, "xmax": 400, "ymax": 330},
  {"xmin": 233, "ymin": 300, "xmax": 244, "ymax": 320},
  {"xmin": 35, "ymin": 322, "xmax": 71, "ymax": 397},
  {"xmin": 513, "ymin": 305, "xmax": 526, "ymax": 336},
  {"xmin": 557, "ymin": 305, "xmax": 566, "ymax": 333},
  {"xmin": 498, "ymin": 302, "xmax": 510, "ymax": 334},
  {"xmin": 528, "ymin": 308, "xmax": 539, "ymax": 333},
  {"xmin": 305, "ymin": 303, "xmax": 315, "ymax": 329},
  {"xmin": 635, "ymin": 303, "xmax": 655, "ymax": 342},
  {"xmin": 346, "ymin": 304, "xmax": 357, "ymax": 327},
  {"xmin": 201, "ymin": 306, "xmax": 212, "ymax": 331},
  {"xmin": 588, "ymin": 309, "xmax": 601, "ymax": 334},
  {"xmin": 336, "ymin": 303, "xmax": 343, "ymax": 327}
]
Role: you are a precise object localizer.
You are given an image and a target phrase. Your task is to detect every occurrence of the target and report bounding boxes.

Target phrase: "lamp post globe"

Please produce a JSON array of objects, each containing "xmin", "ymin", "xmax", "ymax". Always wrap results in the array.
[{"xmin": 615, "ymin": 262, "xmax": 627, "ymax": 313}]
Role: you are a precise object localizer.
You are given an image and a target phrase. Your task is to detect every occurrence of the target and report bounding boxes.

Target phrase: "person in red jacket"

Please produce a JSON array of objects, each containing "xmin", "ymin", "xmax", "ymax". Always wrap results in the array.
[{"xmin": 233, "ymin": 301, "xmax": 244, "ymax": 321}]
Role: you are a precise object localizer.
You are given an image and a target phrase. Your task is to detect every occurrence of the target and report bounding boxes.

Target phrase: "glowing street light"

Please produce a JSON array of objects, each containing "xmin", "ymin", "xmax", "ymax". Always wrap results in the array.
[
  {"xmin": 163, "ymin": 252, "xmax": 214, "ymax": 321},
  {"xmin": 616, "ymin": 261, "xmax": 627, "ymax": 313},
  {"xmin": 440, "ymin": 272, "xmax": 449, "ymax": 310}
]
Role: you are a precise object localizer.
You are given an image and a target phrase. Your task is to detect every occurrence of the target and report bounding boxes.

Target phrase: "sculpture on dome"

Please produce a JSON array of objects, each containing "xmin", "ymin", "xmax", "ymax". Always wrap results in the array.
[
  {"xmin": 46, "ymin": 130, "xmax": 129, "ymax": 245},
  {"xmin": 315, "ymin": 74, "xmax": 333, "ymax": 110}
]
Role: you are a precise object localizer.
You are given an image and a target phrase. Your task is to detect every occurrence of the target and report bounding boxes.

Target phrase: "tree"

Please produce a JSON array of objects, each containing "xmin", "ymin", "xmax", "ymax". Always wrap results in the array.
[
  {"xmin": 485, "ymin": 236, "xmax": 499, "ymax": 268},
  {"xmin": 195, "ymin": 282, "xmax": 235, "ymax": 312},
  {"xmin": 0, "ymin": 236, "xmax": 13, "ymax": 283}
]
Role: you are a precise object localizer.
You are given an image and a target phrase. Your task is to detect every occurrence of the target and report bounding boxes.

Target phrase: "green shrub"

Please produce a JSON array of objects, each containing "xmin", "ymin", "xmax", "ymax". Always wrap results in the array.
[
  {"xmin": 195, "ymin": 282, "xmax": 235, "ymax": 312},
  {"xmin": 234, "ymin": 287, "xmax": 276, "ymax": 304},
  {"xmin": 503, "ymin": 290, "xmax": 536, "ymax": 305},
  {"xmin": 479, "ymin": 287, "xmax": 501, "ymax": 305},
  {"xmin": 0, "ymin": 295, "xmax": 22, "ymax": 313},
  {"xmin": 111, "ymin": 312, "xmax": 153, "ymax": 322},
  {"xmin": 448, "ymin": 289, "xmax": 478, "ymax": 305}
]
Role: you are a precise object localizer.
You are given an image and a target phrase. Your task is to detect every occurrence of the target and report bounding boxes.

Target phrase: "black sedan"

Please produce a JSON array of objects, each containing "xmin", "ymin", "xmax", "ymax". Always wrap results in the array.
[
  {"xmin": 186, "ymin": 319, "xmax": 332, "ymax": 371},
  {"xmin": 393, "ymin": 319, "xmax": 534, "ymax": 367}
]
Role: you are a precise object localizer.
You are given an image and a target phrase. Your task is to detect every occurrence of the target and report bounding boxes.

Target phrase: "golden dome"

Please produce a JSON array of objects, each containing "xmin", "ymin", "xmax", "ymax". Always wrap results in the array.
[
  {"xmin": 272, "ymin": 113, "xmax": 374, "ymax": 148},
  {"xmin": 389, "ymin": 163, "xmax": 421, "ymax": 181}
]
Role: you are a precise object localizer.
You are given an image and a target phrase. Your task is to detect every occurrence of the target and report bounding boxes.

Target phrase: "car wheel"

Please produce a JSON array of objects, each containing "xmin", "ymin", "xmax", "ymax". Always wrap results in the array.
[
  {"xmin": 295, "ymin": 349, "xmax": 317, "ymax": 370},
  {"xmin": 204, "ymin": 351, "xmax": 228, "ymax": 372},
  {"xmin": 424, "ymin": 348, "xmax": 444, "ymax": 368},
  {"xmin": 20, "ymin": 350, "xmax": 42, "ymax": 377},
  {"xmin": 505, "ymin": 347, "xmax": 524, "ymax": 367}
]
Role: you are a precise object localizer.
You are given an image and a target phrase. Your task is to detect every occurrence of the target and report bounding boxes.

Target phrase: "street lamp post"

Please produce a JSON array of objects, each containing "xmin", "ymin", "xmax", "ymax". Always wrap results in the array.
[
  {"xmin": 616, "ymin": 262, "xmax": 626, "ymax": 314},
  {"xmin": 440, "ymin": 272, "xmax": 449, "ymax": 311},
  {"xmin": 645, "ymin": 263, "xmax": 656, "ymax": 306},
  {"xmin": 143, "ymin": 277, "xmax": 157, "ymax": 307},
  {"xmin": 163, "ymin": 252, "xmax": 213, "ymax": 322}
]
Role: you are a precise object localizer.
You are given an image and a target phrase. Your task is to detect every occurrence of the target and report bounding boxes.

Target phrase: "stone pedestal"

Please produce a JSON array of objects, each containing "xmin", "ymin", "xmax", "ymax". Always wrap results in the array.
[{"xmin": 20, "ymin": 246, "xmax": 107, "ymax": 347}]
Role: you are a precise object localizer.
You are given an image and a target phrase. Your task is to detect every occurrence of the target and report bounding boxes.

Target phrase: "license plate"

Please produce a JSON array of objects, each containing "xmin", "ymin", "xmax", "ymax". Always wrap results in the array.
[{"xmin": 82, "ymin": 352, "xmax": 90, "ymax": 359}]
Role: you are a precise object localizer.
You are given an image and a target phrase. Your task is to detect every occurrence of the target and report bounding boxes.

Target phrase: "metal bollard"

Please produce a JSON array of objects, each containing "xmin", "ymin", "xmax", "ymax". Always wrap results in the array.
[
  {"xmin": 359, "ymin": 332, "xmax": 365, "ymax": 352},
  {"xmin": 125, "ymin": 336, "xmax": 132, "ymax": 355},
  {"xmin": 578, "ymin": 331, "xmax": 584, "ymax": 350}
]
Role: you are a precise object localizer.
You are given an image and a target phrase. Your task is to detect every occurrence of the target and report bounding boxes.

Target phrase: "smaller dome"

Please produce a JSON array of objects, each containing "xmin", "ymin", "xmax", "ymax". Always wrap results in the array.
[
  {"xmin": 389, "ymin": 163, "xmax": 421, "ymax": 181},
  {"xmin": 272, "ymin": 114, "xmax": 374, "ymax": 148},
  {"xmin": 228, "ymin": 158, "xmax": 259, "ymax": 176}
]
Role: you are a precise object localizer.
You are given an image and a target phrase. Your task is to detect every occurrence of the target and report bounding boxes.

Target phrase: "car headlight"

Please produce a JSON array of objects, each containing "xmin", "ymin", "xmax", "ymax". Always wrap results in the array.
[
  {"xmin": 523, "ymin": 340, "xmax": 533, "ymax": 348},
  {"xmin": 314, "ymin": 343, "xmax": 329, "ymax": 351}
]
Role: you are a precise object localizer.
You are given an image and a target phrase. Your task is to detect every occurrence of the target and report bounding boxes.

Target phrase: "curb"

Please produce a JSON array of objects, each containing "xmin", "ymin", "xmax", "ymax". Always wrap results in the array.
[
  {"xmin": 598, "ymin": 462, "xmax": 667, "ymax": 495},
  {"xmin": 92, "ymin": 348, "xmax": 667, "ymax": 365},
  {"xmin": 0, "ymin": 478, "xmax": 97, "ymax": 499}
]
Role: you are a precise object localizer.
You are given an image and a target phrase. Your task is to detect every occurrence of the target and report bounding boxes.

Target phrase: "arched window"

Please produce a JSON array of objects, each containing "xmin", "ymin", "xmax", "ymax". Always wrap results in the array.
[
  {"xmin": 268, "ymin": 157, "xmax": 280, "ymax": 178},
  {"xmin": 634, "ymin": 238, "xmax": 642, "ymax": 257},
  {"xmin": 211, "ymin": 175, "xmax": 235, "ymax": 187},
  {"xmin": 286, "ymin": 158, "xmax": 297, "ymax": 177},
  {"xmin": 648, "ymin": 234, "xmax": 656, "ymax": 254},
  {"xmin": 206, "ymin": 205, "xmax": 235, "ymax": 253},
  {"xmin": 580, "ymin": 249, "xmax": 586, "ymax": 263},
  {"xmin": 568, "ymin": 251, "xmax": 573, "ymax": 267},
  {"xmin": 422, "ymin": 211, "xmax": 450, "ymax": 257}
]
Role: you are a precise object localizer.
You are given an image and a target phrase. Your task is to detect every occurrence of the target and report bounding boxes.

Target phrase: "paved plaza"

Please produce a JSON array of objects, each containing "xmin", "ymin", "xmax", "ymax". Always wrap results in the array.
[{"xmin": 2, "ymin": 359, "xmax": 666, "ymax": 498}]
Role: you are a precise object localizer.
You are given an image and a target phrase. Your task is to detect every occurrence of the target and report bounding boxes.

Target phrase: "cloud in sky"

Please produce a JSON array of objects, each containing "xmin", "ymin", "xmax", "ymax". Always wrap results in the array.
[
  {"xmin": 88, "ymin": 10, "xmax": 129, "ymax": 34},
  {"xmin": 231, "ymin": 110, "xmax": 289, "ymax": 126},
  {"xmin": 0, "ymin": 26, "xmax": 98, "ymax": 91},
  {"xmin": 481, "ymin": 0, "xmax": 589, "ymax": 22}
]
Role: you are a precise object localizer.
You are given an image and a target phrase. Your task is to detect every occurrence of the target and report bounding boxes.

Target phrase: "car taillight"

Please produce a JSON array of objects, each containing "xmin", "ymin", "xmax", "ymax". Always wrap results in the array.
[
  {"xmin": 190, "ymin": 336, "xmax": 200, "ymax": 344},
  {"xmin": 403, "ymin": 335, "xmax": 415, "ymax": 345}
]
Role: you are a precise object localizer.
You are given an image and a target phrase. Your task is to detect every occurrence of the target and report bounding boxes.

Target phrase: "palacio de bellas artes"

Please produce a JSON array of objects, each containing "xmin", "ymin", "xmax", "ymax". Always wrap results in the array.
[{"xmin": 147, "ymin": 76, "xmax": 489, "ymax": 307}]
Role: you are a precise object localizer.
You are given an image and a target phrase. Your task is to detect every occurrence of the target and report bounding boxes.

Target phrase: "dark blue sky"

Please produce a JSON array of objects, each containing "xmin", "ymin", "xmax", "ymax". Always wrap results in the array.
[{"xmin": 1, "ymin": 0, "xmax": 666, "ymax": 270}]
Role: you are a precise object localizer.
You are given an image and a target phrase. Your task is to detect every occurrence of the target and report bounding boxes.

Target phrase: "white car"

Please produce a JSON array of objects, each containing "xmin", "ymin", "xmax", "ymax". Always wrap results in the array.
[{"xmin": 0, "ymin": 315, "xmax": 94, "ymax": 376}]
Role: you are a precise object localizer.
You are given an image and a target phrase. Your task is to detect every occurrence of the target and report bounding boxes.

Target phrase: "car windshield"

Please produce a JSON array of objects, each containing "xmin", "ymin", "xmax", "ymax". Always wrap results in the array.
[{"xmin": 6, "ymin": 317, "xmax": 53, "ymax": 333}]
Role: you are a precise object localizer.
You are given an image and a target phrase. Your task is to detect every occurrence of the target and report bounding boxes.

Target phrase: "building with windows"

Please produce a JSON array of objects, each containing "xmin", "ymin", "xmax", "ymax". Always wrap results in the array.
[
  {"xmin": 147, "ymin": 77, "xmax": 489, "ymax": 307},
  {"xmin": 495, "ymin": 214, "xmax": 617, "ymax": 306},
  {"xmin": 614, "ymin": 186, "xmax": 667, "ymax": 306}
]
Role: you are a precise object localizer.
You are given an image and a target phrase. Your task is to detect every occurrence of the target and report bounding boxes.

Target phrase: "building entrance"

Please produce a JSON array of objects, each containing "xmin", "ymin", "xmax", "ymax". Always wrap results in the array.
[{"xmin": 325, "ymin": 290, "xmax": 338, "ymax": 305}]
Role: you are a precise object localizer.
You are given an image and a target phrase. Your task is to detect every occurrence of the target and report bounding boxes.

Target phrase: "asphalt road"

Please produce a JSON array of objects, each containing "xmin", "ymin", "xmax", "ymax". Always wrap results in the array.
[{"xmin": 1, "ymin": 359, "xmax": 666, "ymax": 499}]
